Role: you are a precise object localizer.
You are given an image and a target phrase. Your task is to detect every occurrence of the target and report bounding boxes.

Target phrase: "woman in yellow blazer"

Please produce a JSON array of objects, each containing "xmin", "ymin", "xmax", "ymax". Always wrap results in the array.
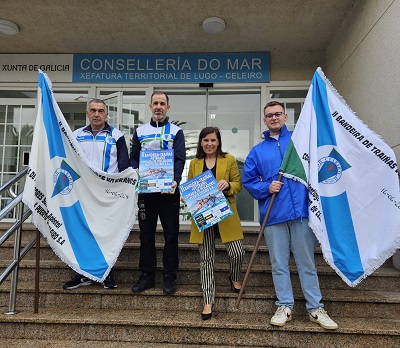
[{"xmin": 187, "ymin": 127, "xmax": 245, "ymax": 320}]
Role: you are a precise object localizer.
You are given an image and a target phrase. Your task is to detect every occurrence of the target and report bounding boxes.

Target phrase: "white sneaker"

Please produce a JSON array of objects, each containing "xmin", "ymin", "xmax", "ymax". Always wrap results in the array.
[
  {"xmin": 309, "ymin": 307, "xmax": 338, "ymax": 330},
  {"xmin": 270, "ymin": 305, "xmax": 292, "ymax": 326}
]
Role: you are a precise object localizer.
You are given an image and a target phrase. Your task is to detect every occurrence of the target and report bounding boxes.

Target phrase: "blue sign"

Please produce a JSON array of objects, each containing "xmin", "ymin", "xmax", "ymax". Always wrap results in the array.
[{"xmin": 72, "ymin": 53, "xmax": 270, "ymax": 83}]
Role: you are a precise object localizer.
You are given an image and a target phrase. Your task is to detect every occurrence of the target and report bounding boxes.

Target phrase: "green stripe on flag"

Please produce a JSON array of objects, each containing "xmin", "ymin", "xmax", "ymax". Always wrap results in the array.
[{"xmin": 280, "ymin": 140, "xmax": 307, "ymax": 183}]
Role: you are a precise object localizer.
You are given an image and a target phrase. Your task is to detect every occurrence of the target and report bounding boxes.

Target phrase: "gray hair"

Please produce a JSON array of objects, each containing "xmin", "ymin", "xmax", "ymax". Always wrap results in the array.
[{"xmin": 86, "ymin": 98, "xmax": 108, "ymax": 112}]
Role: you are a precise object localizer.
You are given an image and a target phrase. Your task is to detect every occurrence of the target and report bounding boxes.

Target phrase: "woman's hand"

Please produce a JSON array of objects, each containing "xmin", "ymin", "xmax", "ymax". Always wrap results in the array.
[{"xmin": 217, "ymin": 179, "xmax": 230, "ymax": 191}]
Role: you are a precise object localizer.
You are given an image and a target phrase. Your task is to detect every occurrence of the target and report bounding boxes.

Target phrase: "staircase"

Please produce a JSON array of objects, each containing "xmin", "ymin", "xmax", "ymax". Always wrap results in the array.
[{"xmin": 0, "ymin": 222, "xmax": 399, "ymax": 347}]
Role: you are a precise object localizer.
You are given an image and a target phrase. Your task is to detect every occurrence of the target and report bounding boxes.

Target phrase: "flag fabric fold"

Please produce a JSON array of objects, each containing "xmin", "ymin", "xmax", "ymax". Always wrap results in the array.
[
  {"xmin": 281, "ymin": 67, "xmax": 400, "ymax": 286},
  {"xmin": 23, "ymin": 70, "xmax": 138, "ymax": 282}
]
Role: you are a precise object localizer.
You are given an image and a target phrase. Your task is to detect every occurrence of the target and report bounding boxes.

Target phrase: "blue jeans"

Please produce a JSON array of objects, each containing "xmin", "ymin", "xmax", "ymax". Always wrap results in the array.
[{"xmin": 264, "ymin": 218, "xmax": 323, "ymax": 313}]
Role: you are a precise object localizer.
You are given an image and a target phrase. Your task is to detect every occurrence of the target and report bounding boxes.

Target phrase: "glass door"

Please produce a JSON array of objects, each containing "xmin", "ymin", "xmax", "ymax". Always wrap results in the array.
[
  {"xmin": 166, "ymin": 91, "xmax": 207, "ymax": 163},
  {"xmin": 207, "ymin": 91, "xmax": 260, "ymax": 222},
  {"xmin": 99, "ymin": 90, "xmax": 147, "ymax": 149},
  {"xmin": 0, "ymin": 101, "xmax": 37, "ymax": 219},
  {"xmin": 101, "ymin": 92, "xmax": 121, "ymax": 128},
  {"xmin": 166, "ymin": 89, "xmax": 260, "ymax": 222}
]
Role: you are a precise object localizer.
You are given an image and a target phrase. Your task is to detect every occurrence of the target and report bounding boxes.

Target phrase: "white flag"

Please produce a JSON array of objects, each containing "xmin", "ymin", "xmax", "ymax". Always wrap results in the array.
[
  {"xmin": 23, "ymin": 71, "xmax": 138, "ymax": 282},
  {"xmin": 281, "ymin": 67, "xmax": 400, "ymax": 286}
]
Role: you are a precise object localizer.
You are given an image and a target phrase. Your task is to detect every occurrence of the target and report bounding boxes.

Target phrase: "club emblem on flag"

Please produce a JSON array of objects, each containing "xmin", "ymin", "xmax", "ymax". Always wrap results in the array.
[
  {"xmin": 318, "ymin": 148, "xmax": 351, "ymax": 184},
  {"xmin": 52, "ymin": 160, "xmax": 81, "ymax": 197}
]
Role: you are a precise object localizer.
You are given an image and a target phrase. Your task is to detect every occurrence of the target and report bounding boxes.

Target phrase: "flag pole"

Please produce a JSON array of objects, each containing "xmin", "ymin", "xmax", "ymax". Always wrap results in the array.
[{"xmin": 235, "ymin": 171, "xmax": 283, "ymax": 309}]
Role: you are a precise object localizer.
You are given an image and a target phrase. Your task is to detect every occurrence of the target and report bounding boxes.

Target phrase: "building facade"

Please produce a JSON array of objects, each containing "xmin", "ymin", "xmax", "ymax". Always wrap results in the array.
[{"xmin": 0, "ymin": 0, "xmax": 398, "ymax": 225}]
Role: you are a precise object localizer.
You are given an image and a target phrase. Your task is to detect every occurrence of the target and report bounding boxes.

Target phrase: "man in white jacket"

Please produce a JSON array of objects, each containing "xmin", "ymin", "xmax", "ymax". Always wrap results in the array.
[{"xmin": 63, "ymin": 98, "xmax": 130, "ymax": 290}]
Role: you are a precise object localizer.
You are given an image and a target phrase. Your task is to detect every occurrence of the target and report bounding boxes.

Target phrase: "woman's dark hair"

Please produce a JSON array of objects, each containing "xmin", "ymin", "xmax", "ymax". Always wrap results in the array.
[{"xmin": 195, "ymin": 126, "xmax": 228, "ymax": 159}]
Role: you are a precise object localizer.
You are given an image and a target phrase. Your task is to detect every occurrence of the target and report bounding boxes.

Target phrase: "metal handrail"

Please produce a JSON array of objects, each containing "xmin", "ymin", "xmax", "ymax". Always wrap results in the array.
[
  {"xmin": 0, "ymin": 167, "xmax": 37, "ymax": 315},
  {"xmin": 0, "ymin": 167, "xmax": 29, "ymax": 192}
]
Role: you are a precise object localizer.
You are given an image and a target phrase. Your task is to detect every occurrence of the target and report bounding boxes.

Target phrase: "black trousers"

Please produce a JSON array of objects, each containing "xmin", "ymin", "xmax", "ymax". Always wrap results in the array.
[{"xmin": 137, "ymin": 191, "xmax": 180, "ymax": 279}]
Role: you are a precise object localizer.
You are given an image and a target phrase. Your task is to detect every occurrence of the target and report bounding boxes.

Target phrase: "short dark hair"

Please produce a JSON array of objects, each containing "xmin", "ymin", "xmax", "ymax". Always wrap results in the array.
[
  {"xmin": 87, "ymin": 98, "xmax": 108, "ymax": 112},
  {"xmin": 151, "ymin": 91, "xmax": 169, "ymax": 104},
  {"xmin": 195, "ymin": 126, "xmax": 228, "ymax": 159},
  {"xmin": 263, "ymin": 101, "xmax": 285, "ymax": 114}
]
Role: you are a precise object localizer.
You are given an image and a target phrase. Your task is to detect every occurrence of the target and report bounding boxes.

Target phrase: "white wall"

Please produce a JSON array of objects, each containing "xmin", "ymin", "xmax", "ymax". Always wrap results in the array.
[
  {"xmin": 271, "ymin": 50, "xmax": 325, "ymax": 81},
  {"xmin": 326, "ymin": 0, "xmax": 400, "ymax": 268},
  {"xmin": 326, "ymin": 0, "xmax": 400, "ymax": 160}
]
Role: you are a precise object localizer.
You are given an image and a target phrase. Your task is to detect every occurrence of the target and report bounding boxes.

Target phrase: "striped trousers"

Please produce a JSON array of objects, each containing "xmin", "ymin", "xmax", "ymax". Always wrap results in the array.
[{"xmin": 198, "ymin": 225, "xmax": 245, "ymax": 305}]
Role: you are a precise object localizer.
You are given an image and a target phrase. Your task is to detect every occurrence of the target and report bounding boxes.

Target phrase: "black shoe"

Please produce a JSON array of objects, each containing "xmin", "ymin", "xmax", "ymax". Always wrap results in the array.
[
  {"xmin": 103, "ymin": 274, "xmax": 117, "ymax": 289},
  {"xmin": 163, "ymin": 276, "xmax": 176, "ymax": 295},
  {"xmin": 132, "ymin": 273, "xmax": 155, "ymax": 293},
  {"xmin": 201, "ymin": 305, "xmax": 213, "ymax": 320},
  {"xmin": 201, "ymin": 312, "xmax": 212, "ymax": 320},
  {"xmin": 63, "ymin": 274, "xmax": 92, "ymax": 290}
]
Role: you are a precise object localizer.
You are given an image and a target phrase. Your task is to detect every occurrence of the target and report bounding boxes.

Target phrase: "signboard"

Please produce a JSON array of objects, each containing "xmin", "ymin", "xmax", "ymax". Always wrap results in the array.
[
  {"xmin": 0, "ymin": 53, "xmax": 270, "ymax": 83},
  {"xmin": 0, "ymin": 54, "xmax": 73, "ymax": 82},
  {"xmin": 73, "ymin": 53, "xmax": 270, "ymax": 83}
]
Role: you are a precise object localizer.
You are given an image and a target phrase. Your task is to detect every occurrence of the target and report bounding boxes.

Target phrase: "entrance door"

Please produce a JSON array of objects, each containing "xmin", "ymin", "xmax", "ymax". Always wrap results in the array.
[
  {"xmin": 99, "ymin": 90, "xmax": 147, "ymax": 149},
  {"xmin": 165, "ymin": 89, "xmax": 261, "ymax": 222},
  {"xmin": 0, "ymin": 101, "xmax": 37, "ymax": 219},
  {"xmin": 101, "ymin": 92, "xmax": 121, "ymax": 128}
]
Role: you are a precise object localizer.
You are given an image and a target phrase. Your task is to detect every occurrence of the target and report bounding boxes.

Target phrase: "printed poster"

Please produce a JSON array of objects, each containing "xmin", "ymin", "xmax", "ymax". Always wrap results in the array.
[
  {"xmin": 138, "ymin": 149, "xmax": 174, "ymax": 193},
  {"xmin": 179, "ymin": 170, "xmax": 233, "ymax": 231}
]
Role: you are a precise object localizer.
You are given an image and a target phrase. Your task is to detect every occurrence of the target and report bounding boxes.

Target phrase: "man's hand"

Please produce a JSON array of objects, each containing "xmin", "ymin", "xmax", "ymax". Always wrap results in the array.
[
  {"xmin": 269, "ymin": 180, "xmax": 284, "ymax": 194},
  {"xmin": 162, "ymin": 180, "xmax": 177, "ymax": 194}
]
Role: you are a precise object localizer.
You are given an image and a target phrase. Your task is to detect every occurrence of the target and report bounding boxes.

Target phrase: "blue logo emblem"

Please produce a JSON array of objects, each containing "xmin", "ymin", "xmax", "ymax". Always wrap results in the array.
[
  {"xmin": 52, "ymin": 160, "xmax": 80, "ymax": 197},
  {"xmin": 318, "ymin": 148, "xmax": 351, "ymax": 184}
]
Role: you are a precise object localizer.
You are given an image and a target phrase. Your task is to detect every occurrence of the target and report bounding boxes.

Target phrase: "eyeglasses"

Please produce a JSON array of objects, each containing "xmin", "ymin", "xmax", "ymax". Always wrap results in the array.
[{"xmin": 264, "ymin": 112, "xmax": 284, "ymax": 119}]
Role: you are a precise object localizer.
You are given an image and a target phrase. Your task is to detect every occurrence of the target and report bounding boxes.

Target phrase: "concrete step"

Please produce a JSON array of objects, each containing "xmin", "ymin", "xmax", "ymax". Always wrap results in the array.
[
  {"xmin": 0, "ymin": 307, "xmax": 398, "ymax": 347},
  {"xmin": 2, "ymin": 241, "xmax": 269, "ymax": 265},
  {"xmin": 2, "ymin": 281, "xmax": 399, "ymax": 320},
  {"xmin": 2, "ymin": 259, "xmax": 399, "ymax": 291},
  {"xmin": 5, "ymin": 240, "xmax": 376, "ymax": 269},
  {"xmin": 0, "ymin": 222, "xmax": 282, "ymax": 246},
  {"xmin": 0, "ymin": 339, "xmax": 269, "ymax": 348},
  {"xmin": 2, "ymin": 223, "xmax": 400, "ymax": 347},
  {"xmin": 0, "ymin": 223, "xmax": 395, "ymax": 271}
]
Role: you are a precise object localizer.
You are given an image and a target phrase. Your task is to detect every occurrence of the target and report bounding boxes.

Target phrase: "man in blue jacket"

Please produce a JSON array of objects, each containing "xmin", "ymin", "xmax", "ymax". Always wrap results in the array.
[{"xmin": 243, "ymin": 101, "xmax": 338, "ymax": 330}]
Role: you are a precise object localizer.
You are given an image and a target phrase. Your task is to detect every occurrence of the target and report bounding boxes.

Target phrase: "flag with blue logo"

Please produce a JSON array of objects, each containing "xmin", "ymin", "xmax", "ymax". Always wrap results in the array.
[
  {"xmin": 281, "ymin": 67, "xmax": 400, "ymax": 286},
  {"xmin": 23, "ymin": 71, "xmax": 138, "ymax": 282}
]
